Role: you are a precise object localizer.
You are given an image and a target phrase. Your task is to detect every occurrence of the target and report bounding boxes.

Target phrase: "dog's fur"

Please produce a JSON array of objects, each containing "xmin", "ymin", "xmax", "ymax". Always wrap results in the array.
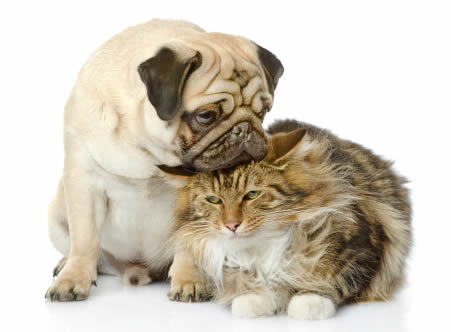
[{"xmin": 46, "ymin": 19, "xmax": 283, "ymax": 301}]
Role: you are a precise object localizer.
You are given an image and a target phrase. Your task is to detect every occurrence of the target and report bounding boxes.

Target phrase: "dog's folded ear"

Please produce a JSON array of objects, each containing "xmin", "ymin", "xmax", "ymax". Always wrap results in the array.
[
  {"xmin": 138, "ymin": 47, "xmax": 202, "ymax": 121},
  {"xmin": 255, "ymin": 44, "xmax": 284, "ymax": 94}
]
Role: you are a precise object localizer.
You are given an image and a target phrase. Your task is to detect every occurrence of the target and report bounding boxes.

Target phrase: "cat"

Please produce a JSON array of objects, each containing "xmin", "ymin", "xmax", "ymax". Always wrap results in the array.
[{"xmin": 168, "ymin": 120, "xmax": 412, "ymax": 320}]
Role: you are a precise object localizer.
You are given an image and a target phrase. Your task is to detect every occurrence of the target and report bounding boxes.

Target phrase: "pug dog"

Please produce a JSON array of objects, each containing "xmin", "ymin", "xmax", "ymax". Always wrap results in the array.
[{"xmin": 45, "ymin": 19, "xmax": 283, "ymax": 301}]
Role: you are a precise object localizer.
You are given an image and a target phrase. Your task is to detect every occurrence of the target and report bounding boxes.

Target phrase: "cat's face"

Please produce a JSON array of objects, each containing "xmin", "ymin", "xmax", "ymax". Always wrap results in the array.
[
  {"xmin": 178, "ymin": 163, "xmax": 293, "ymax": 240},
  {"xmin": 175, "ymin": 128, "xmax": 332, "ymax": 244}
]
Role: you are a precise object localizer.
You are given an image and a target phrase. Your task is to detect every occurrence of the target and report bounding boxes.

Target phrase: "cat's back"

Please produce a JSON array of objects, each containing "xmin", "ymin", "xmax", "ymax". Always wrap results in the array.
[
  {"xmin": 267, "ymin": 119, "xmax": 410, "ymax": 217},
  {"xmin": 268, "ymin": 119, "xmax": 412, "ymax": 302}
]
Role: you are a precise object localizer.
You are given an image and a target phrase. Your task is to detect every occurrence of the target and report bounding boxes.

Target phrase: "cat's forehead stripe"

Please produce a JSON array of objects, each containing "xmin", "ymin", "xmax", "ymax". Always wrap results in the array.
[
  {"xmin": 232, "ymin": 171, "xmax": 239, "ymax": 188},
  {"xmin": 219, "ymin": 172, "xmax": 225, "ymax": 187},
  {"xmin": 238, "ymin": 171, "xmax": 246, "ymax": 191},
  {"xmin": 205, "ymin": 166, "xmax": 257, "ymax": 194},
  {"xmin": 212, "ymin": 174, "xmax": 220, "ymax": 192}
]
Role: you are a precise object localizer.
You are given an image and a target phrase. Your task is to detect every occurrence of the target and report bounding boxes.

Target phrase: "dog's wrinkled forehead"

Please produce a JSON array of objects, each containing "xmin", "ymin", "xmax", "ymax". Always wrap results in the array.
[
  {"xmin": 138, "ymin": 33, "xmax": 283, "ymax": 171},
  {"xmin": 138, "ymin": 33, "xmax": 283, "ymax": 122},
  {"xmin": 181, "ymin": 35, "xmax": 275, "ymax": 117}
]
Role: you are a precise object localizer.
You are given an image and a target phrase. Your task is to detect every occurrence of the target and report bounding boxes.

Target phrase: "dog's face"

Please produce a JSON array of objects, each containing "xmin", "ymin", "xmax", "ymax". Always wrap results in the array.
[{"xmin": 138, "ymin": 33, "xmax": 283, "ymax": 171}]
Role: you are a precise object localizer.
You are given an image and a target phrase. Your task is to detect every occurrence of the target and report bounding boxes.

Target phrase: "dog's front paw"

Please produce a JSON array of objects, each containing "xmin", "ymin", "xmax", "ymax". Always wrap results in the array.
[
  {"xmin": 45, "ymin": 259, "xmax": 97, "ymax": 302},
  {"xmin": 287, "ymin": 293, "xmax": 336, "ymax": 320},
  {"xmin": 168, "ymin": 279, "xmax": 209, "ymax": 302},
  {"xmin": 231, "ymin": 294, "xmax": 277, "ymax": 318}
]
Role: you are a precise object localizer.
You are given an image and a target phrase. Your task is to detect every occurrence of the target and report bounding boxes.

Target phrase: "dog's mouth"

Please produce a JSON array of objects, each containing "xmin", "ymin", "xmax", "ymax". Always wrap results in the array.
[{"xmin": 183, "ymin": 122, "xmax": 267, "ymax": 171}]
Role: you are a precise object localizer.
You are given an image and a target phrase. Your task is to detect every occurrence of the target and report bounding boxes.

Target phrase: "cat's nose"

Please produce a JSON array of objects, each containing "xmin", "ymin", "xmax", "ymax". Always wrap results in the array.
[{"xmin": 225, "ymin": 221, "xmax": 241, "ymax": 232}]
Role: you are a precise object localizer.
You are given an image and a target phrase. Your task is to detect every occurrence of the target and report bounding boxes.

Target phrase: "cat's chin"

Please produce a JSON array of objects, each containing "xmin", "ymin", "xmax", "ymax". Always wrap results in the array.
[
  {"xmin": 220, "ymin": 231, "xmax": 267, "ymax": 250},
  {"xmin": 224, "ymin": 234, "xmax": 249, "ymax": 240},
  {"xmin": 222, "ymin": 231, "xmax": 253, "ymax": 239},
  {"xmin": 218, "ymin": 234, "xmax": 260, "ymax": 252},
  {"xmin": 220, "ymin": 227, "xmax": 277, "ymax": 243}
]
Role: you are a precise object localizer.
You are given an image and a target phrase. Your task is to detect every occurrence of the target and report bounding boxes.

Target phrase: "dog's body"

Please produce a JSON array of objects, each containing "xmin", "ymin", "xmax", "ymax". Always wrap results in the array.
[
  {"xmin": 46, "ymin": 19, "xmax": 283, "ymax": 301},
  {"xmin": 49, "ymin": 170, "xmax": 178, "ymax": 284}
]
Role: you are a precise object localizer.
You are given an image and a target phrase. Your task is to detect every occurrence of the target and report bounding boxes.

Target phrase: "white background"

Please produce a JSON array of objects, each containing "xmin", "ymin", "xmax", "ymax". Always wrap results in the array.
[{"xmin": 1, "ymin": 1, "xmax": 450, "ymax": 331}]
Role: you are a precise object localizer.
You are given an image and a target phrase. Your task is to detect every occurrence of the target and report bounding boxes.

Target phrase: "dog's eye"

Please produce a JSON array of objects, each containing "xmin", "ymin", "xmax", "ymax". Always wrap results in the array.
[
  {"xmin": 244, "ymin": 190, "xmax": 262, "ymax": 200},
  {"xmin": 195, "ymin": 111, "xmax": 217, "ymax": 125},
  {"xmin": 206, "ymin": 196, "xmax": 222, "ymax": 204}
]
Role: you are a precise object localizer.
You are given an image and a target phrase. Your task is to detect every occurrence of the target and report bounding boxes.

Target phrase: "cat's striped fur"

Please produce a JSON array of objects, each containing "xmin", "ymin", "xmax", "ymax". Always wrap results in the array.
[{"xmin": 169, "ymin": 120, "xmax": 412, "ymax": 319}]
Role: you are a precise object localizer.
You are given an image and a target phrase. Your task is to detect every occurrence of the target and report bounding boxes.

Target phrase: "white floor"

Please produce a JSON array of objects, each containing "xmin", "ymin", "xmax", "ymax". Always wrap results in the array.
[
  {"xmin": 42, "ymin": 278, "xmax": 410, "ymax": 332},
  {"xmin": 12, "ymin": 276, "xmax": 410, "ymax": 332},
  {"xmin": 3, "ymin": 242, "xmax": 446, "ymax": 332}
]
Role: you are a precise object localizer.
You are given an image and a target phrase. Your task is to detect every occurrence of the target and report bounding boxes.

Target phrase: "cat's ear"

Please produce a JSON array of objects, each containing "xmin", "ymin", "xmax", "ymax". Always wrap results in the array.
[{"xmin": 266, "ymin": 128, "xmax": 307, "ymax": 164}]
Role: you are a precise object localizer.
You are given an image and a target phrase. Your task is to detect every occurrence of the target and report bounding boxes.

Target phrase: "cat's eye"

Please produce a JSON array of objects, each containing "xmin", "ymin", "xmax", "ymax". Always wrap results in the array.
[
  {"xmin": 206, "ymin": 196, "xmax": 222, "ymax": 204},
  {"xmin": 244, "ymin": 190, "xmax": 261, "ymax": 200}
]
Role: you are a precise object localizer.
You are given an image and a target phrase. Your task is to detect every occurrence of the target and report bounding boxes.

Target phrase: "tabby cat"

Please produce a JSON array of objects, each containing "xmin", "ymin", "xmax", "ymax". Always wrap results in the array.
[{"xmin": 168, "ymin": 120, "xmax": 412, "ymax": 319}]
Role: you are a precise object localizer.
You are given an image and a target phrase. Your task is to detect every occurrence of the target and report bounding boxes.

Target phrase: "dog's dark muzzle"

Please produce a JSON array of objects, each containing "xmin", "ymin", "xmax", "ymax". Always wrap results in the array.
[{"xmin": 185, "ymin": 122, "xmax": 267, "ymax": 171}]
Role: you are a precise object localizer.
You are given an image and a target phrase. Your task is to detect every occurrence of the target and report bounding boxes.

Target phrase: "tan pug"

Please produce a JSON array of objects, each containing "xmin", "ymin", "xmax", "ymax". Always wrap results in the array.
[{"xmin": 46, "ymin": 19, "xmax": 283, "ymax": 301}]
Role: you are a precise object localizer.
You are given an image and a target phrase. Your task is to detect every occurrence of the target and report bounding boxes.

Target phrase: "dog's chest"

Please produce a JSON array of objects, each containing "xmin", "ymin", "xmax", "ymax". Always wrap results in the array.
[{"xmin": 100, "ymin": 175, "xmax": 177, "ymax": 267}]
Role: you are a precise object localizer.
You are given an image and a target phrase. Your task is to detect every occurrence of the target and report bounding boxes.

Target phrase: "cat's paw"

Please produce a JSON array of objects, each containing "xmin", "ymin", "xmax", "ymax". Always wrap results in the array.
[
  {"xmin": 231, "ymin": 294, "xmax": 276, "ymax": 318},
  {"xmin": 287, "ymin": 293, "xmax": 336, "ymax": 320},
  {"xmin": 168, "ymin": 279, "xmax": 209, "ymax": 302}
]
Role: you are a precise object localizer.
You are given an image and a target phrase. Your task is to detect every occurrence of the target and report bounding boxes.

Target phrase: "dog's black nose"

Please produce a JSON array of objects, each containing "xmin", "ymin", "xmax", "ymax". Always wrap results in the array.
[
  {"xmin": 233, "ymin": 122, "xmax": 249, "ymax": 135},
  {"xmin": 230, "ymin": 122, "xmax": 250, "ymax": 144}
]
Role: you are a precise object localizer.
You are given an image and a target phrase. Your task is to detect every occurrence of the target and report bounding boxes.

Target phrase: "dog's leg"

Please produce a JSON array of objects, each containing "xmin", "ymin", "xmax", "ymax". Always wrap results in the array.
[
  {"xmin": 48, "ymin": 179, "xmax": 70, "ymax": 277},
  {"xmin": 101, "ymin": 250, "xmax": 152, "ymax": 286},
  {"xmin": 168, "ymin": 250, "xmax": 209, "ymax": 302},
  {"xmin": 48, "ymin": 179, "xmax": 152, "ymax": 287},
  {"xmin": 48, "ymin": 179, "xmax": 70, "ymax": 254},
  {"xmin": 46, "ymin": 157, "xmax": 107, "ymax": 302}
]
